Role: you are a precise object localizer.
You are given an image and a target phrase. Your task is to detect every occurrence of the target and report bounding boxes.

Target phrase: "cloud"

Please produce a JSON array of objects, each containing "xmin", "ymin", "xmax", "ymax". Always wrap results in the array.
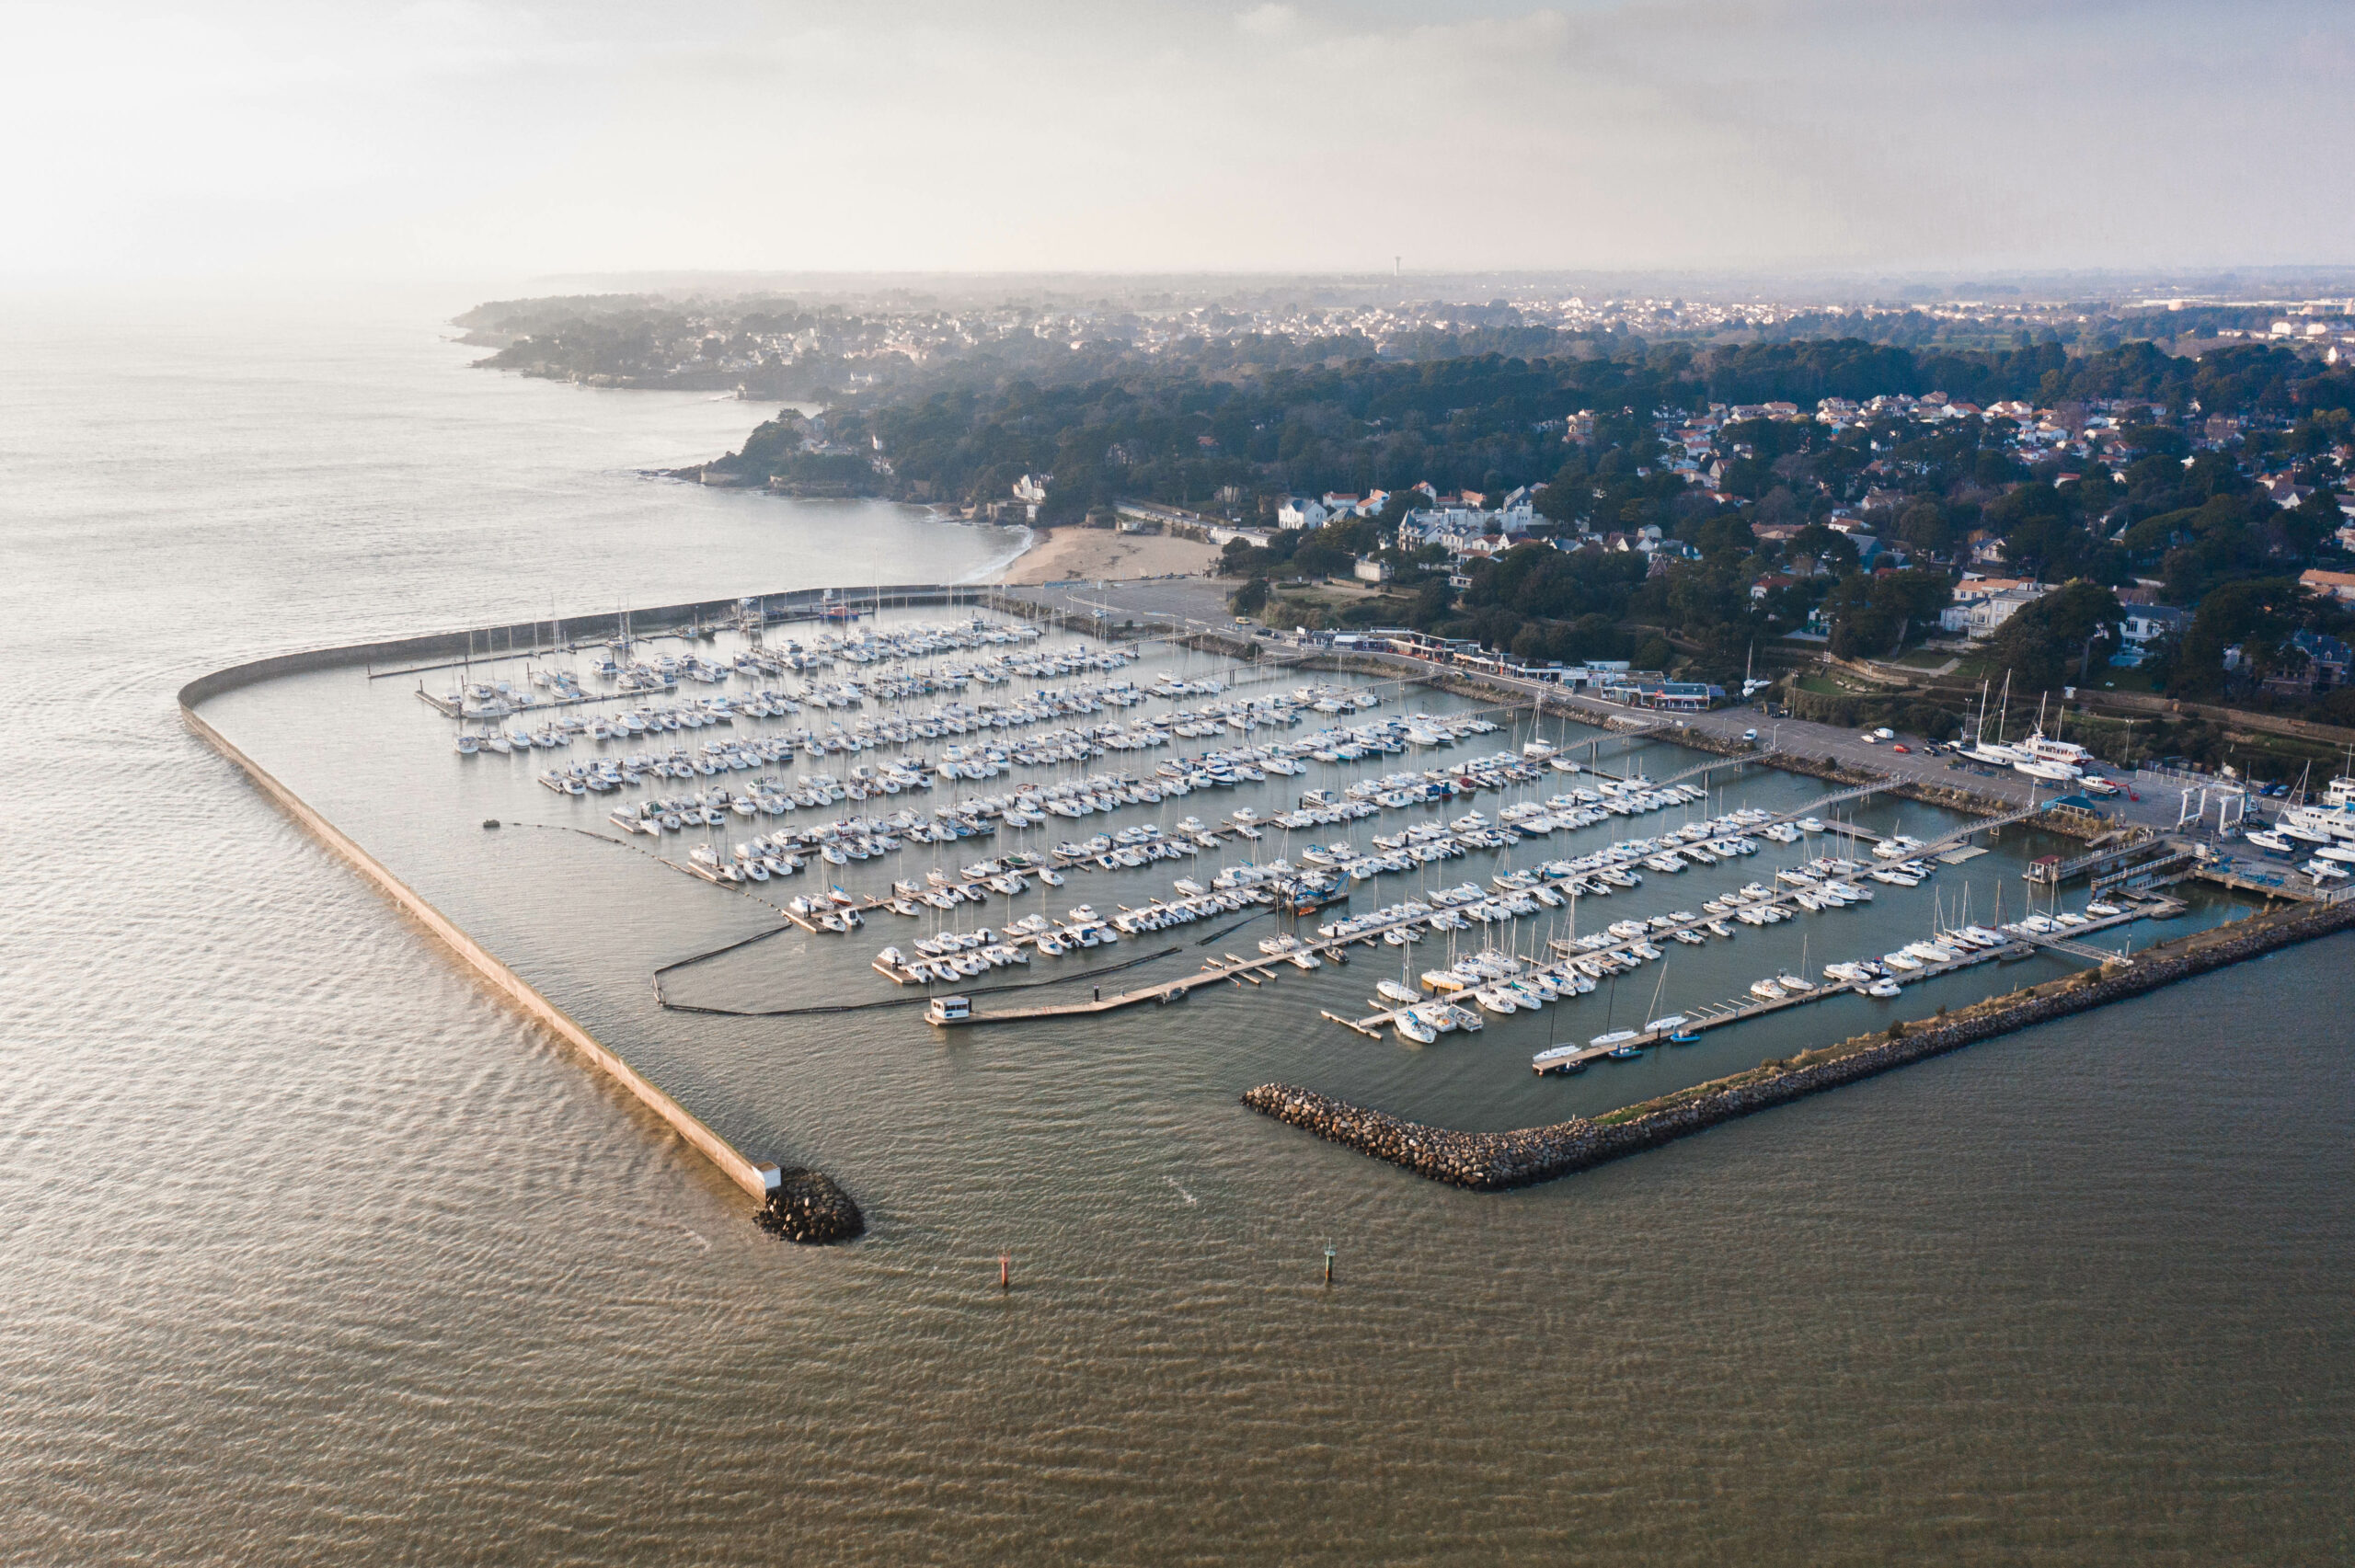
[{"xmin": 2, "ymin": 0, "xmax": 2349, "ymax": 282}]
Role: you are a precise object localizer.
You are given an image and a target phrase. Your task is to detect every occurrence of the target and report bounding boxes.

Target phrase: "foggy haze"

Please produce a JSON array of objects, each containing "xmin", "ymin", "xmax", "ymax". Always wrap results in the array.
[{"xmin": 6, "ymin": 0, "xmax": 2351, "ymax": 284}]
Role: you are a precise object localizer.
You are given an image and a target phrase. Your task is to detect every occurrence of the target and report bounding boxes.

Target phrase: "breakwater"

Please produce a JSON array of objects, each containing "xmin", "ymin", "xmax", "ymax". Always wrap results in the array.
[
  {"xmin": 1244, "ymin": 898, "xmax": 2355, "ymax": 1191},
  {"xmin": 757, "ymin": 1169, "xmax": 865, "ymax": 1243}
]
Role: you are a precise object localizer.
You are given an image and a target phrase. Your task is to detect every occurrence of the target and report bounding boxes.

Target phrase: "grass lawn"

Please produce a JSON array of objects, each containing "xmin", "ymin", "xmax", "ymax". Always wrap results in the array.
[
  {"xmin": 1796, "ymin": 672, "xmax": 1879, "ymax": 696},
  {"xmin": 2094, "ymin": 665, "xmax": 2161, "ymax": 694}
]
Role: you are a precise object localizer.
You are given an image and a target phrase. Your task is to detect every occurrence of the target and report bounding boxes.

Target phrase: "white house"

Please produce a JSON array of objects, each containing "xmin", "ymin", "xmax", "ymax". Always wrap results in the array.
[
  {"xmin": 1276, "ymin": 497, "xmax": 1330, "ymax": 531},
  {"xmin": 1938, "ymin": 578, "xmax": 2048, "ymax": 638},
  {"xmin": 2112, "ymin": 604, "xmax": 2189, "ymax": 668}
]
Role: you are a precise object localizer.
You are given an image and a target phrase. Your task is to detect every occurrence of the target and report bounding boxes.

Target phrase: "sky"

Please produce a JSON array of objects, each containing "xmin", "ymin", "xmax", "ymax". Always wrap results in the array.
[{"xmin": 5, "ymin": 0, "xmax": 2351, "ymax": 286}]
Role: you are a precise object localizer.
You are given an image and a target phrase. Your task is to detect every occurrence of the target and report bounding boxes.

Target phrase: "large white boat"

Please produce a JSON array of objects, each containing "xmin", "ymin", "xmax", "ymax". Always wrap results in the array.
[
  {"xmin": 2012, "ymin": 730, "xmax": 2087, "ymax": 780},
  {"xmin": 2280, "ymin": 803, "xmax": 2355, "ymax": 842}
]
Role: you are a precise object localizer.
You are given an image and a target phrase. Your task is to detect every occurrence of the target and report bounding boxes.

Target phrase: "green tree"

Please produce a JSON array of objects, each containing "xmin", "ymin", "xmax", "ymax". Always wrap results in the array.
[{"xmin": 1987, "ymin": 580, "xmax": 2122, "ymax": 692}]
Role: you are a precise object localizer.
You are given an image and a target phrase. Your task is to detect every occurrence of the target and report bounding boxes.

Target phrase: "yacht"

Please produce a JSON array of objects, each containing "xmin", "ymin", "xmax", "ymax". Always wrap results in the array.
[
  {"xmin": 2013, "ymin": 750, "xmax": 2081, "ymax": 783},
  {"xmin": 2280, "ymin": 803, "xmax": 2355, "ymax": 842},
  {"xmin": 2016, "ymin": 730, "xmax": 2093, "ymax": 775}
]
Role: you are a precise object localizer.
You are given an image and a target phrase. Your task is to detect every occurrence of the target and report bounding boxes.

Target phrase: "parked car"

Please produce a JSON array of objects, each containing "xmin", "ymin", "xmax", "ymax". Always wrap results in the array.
[{"xmin": 1890, "ymin": 743, "xmax": 1911, "ymax": 753}]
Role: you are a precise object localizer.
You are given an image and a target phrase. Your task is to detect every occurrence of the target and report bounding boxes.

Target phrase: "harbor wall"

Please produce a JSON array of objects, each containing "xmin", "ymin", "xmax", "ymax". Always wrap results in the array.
[
  {"xmin": 177, "ymin": 689, "xmax": 785, "ymax": 1201},
  {"xmin": 175, "ymin": 583, "xmax": 989, "ymax": 701},
  {"xmin": 1244, "ymin": 898, "xmax": 2355, "ymax": 1192}
]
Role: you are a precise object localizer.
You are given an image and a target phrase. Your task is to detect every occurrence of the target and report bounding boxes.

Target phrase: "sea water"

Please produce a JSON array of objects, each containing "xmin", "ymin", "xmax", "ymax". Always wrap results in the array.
[{"xmin": 3, "ymin": 291, "xmax": 2349, "ymax": 1565}]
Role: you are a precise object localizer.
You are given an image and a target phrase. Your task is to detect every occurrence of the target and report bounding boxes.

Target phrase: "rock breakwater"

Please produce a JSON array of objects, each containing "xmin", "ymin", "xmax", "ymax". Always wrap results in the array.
[
  {"xmin": 756, "ymin": 1168, "xmax": 865, "ymax": 1243},
  {"xmin": 1245, "ymin": 898, "xmax": 2354, "ymax": 1191}
]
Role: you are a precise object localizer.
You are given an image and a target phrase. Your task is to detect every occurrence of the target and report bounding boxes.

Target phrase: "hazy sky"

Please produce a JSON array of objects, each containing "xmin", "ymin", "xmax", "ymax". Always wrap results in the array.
[{"xmin": 6, "ymin": 0, "xmax": 2350, "ymax": 284}]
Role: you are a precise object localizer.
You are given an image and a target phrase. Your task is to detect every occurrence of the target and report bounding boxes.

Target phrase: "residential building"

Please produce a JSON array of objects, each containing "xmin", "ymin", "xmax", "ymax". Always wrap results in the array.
[
  {"xmin": 1939, "ymin": 578, "xmax": 2049, "ymax": 638},
  {"xmin": 2112, "ymin": 604, "xmax": 2189, "ymax": 668},
  {"xmin": 2301, "ymin": 567, "xmax": 2355, "ymax": 605},
  {"xmin": 1276, "ymin": 497, "xmax": 1330, "ymax": 531},
  {"xmin": 2292, "ymin": 628, "xmax": 2353, "ymax": 691}
]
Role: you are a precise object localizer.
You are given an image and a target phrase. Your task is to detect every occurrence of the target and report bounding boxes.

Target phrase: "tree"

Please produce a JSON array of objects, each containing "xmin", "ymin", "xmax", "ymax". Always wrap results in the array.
[
  {"xmin": 1788, "ymin": 521, "xmax": 1860, "ymax": 575},
  {"xmin": 1895, "ymin": 500, "xmax": 1951, "ymax": 557},
  {"xmin": 1987, "ymin": 580, "xmax": 2121, "ymax": 692},
  {"xmin": 2166, "ymin": 578, "xmax": 2304, "ymax": 699}
]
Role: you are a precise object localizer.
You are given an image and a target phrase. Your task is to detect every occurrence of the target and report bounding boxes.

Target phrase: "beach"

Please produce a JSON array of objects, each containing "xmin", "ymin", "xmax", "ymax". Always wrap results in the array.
[{"xmin": 993, "ymin": 524, "xmax": 1223, "ymax": 584}]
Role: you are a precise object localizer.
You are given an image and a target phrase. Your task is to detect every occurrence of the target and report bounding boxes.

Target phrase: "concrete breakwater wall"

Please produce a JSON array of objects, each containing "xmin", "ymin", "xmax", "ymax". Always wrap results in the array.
[
  {"xmin": 178, "ymin": 697, "xmax": 791, "ymax": 1206},
  {"xmin": 1245, "ymin": 899, "xmax": 2355, "ymax": 1191},
  {"xmin": 172, "ymin": 583, "xmax": 1028, "ymax": 1222}
]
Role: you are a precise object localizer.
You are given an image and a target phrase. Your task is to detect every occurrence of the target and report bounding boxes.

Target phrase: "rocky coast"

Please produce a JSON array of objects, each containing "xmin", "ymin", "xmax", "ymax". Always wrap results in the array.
[{"xmin": 1245, "ymin": 898, "xmax": 2355, "ymax": 1191}]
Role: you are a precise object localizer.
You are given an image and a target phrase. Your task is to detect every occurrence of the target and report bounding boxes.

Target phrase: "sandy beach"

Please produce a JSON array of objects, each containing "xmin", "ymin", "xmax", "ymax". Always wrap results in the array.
[{"xmin": 993, "ymin": 525, "xmax": 1223, "ymax": 585}]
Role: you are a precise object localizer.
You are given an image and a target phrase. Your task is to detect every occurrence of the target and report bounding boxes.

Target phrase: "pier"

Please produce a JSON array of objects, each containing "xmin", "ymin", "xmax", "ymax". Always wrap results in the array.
[{"xmin": 1526, "ymin": 893, "xmax": 2182, "ymax": 1072}]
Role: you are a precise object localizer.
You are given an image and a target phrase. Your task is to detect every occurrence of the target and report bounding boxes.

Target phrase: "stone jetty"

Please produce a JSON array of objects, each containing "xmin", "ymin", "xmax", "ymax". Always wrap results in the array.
[
  {"xmin": 756, "ymin": 1168, "xmax": 866, "ymax": 1243},
  {"xmin": 1246, "ymin": 898, "xmax": 2355, "ymax": 1191}
]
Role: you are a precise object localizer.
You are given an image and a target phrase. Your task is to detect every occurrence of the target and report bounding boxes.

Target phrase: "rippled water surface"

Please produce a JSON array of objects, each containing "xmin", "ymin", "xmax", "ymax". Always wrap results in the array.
[{"xmin": 4, "ymin": 293, "xmax": 2350, "ymax": 1565}]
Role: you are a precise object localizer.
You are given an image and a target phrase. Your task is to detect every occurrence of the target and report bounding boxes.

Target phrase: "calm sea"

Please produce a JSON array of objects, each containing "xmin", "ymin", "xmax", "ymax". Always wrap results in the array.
[{"xmin": 2, "ymin": 291, "xmax": 2348, "ymax": 1566}]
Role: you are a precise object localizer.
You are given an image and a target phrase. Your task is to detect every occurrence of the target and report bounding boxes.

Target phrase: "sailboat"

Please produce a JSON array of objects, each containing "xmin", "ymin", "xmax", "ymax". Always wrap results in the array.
[
  {"xmin": 1964, "ymin": 674, "xmax": 2026, "ymax": 766},
  {"xmin": 2013, "ymin": 693, "xmax": 2088, "ymax": 781},
  {"xmin": 1640, "ymin": 958, "xmax": 1686, "ymax": 1047}
]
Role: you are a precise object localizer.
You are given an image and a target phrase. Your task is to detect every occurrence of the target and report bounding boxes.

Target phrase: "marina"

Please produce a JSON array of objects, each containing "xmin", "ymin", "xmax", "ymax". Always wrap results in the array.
[{"xmin": 190, "ymin": 581, "xmax": 2325, "ymax": 1209}]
